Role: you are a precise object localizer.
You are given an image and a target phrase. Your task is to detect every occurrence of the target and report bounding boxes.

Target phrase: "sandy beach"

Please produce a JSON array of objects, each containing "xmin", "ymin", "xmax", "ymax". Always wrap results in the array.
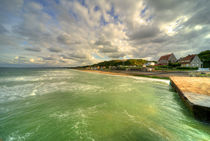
[{"xmin": 78, "ymin": 69, "xmax": 190, "ymax": 79}]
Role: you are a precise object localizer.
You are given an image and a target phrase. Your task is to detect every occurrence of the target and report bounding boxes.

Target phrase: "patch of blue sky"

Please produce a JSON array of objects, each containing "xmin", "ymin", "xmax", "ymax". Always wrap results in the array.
[
  {"xmin": 107, "ymin": 5, "xmax": 120, "ymax": 23},
  {"xmin": 32, "ymin": 0, "xmax": 48, "ymax": 7},
  {"xmin": 140, "ymin": 6, "xmax": 148, "ymax": 17},
  {"xmin": 32, "ymin": 0, "xmax": 57, "ymax": 19},
  {"xmin": 77, "ymin": 0, "xmax": 88, "ymax": 8},
  {"xmin": 92, "ymin": 53, "xmax": 109, "ymax": 60},
  {"xmin": 100, "ymin": 16, "xmax": 109, "ymax": 26},
  {"xmin": 22, "ymin": 41, "xmax": 28, "ymax": 45},
  {"xmin": 69, "ymin": 10, "xmax": 79, "ymax": 21},
  {"xmin": 146, "ymin": 15, "xmax": 153, "ymax": 22},
  {"xmin": 54, "ymin": 0, "xmax": 59, "ymax": 4},
  {"xmin": 94, "ymin": 5, "xmax": 100, "ymax": 12}
]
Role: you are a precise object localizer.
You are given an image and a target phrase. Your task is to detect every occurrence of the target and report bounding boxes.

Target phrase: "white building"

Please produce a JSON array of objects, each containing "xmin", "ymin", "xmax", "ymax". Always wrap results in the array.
[{"xmin": 179, "ymin": 54, "xmax": 202, "ymax": 68}]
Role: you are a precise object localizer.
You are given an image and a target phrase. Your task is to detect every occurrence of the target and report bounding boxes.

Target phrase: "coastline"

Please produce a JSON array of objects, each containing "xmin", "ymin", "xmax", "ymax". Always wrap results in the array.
[{"xmin": 76, "ymin": 69, "xmax": 191, "ymax": 80}]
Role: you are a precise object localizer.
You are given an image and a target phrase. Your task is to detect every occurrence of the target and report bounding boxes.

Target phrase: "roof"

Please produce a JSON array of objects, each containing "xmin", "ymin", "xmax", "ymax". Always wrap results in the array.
[
  {"xmin": 179, "ymin": 54, "xmax": 196, "ymax": 63},
  {"xmin": 158, "ymin": 53, "xmax": 173, "ymax": 61}
]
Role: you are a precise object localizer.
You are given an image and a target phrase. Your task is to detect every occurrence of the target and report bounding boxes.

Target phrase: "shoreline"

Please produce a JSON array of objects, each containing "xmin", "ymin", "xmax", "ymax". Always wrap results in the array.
[
  {"xmin": 75, "ymin": 69, "xmax": 191, "ymax": 80},
  {"xmin": 76, "ymin": 69, "xmax": 170, "ymax": 84}
]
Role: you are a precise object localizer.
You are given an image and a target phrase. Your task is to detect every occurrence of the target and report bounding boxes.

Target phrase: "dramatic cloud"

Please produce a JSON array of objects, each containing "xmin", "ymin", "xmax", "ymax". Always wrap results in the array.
[{"xmin": 0, "ymin": 0, "xmax": 209, "ymax": 67}]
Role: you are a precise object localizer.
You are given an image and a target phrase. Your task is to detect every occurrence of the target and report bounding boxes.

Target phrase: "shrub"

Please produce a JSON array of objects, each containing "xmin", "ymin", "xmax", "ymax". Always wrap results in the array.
[{"xmin": 176, "ymin": 67, "xmax": 198, "ymax": 70}]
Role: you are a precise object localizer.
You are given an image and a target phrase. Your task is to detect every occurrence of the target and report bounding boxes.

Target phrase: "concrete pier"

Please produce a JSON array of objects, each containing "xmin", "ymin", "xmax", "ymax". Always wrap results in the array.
[{"xmin": 170, "ymin": 77, "xmax": 210, "ymax": 122}]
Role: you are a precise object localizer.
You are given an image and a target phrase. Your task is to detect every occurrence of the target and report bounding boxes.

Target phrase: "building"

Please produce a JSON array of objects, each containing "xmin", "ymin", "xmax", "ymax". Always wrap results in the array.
[
  {"xmin": 158, "ymin": 53, "xmax": 177, "ymax": 65},
  {"xmin": 179, "ymin": 54, "xmax": 202, "ymax": 68},
  {"xmin": 145, "ymin": 62, "xmax": 155, "ymax": 66}
]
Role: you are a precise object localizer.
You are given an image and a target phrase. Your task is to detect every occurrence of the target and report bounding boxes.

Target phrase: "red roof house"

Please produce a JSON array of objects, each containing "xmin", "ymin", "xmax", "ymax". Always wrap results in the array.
[
  {"xmin": 158, "ymin": 53, "xmax": 177, "ymax": 65},
  {"xmin": 178, "ymin": 54, "xmax": 202, "ymax": 68}
]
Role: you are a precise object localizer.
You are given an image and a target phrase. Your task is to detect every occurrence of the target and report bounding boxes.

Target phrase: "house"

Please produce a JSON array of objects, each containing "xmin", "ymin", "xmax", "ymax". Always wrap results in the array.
[
  {"xmin": 179, "ymin": 54, "xmax": 202, "ymax": 68},
  {"xmin": 145, "ymin": 62, "xmax": 155, "ymax": 66},
  {"xmin": 158, "ymin": 53, "xmax": 177, "ymax": 65}
]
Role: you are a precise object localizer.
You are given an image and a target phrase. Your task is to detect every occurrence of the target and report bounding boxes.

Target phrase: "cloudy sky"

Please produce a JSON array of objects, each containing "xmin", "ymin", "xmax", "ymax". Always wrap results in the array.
[{"xmin": 0, "ymin": 0, "xmax": 210, "ymax": 67}]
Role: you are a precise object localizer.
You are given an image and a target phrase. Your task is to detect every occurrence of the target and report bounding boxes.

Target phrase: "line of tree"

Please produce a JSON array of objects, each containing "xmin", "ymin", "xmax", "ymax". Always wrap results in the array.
[{"xmin": 92, "ymin": 59, "xmax": 148, "ymax": 67}]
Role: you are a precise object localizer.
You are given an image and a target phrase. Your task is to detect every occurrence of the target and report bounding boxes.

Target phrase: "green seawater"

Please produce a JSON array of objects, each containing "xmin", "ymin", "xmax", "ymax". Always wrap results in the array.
[{"xmin": 0, "ymin": 68, "xmax": 210, "ymax": 141}]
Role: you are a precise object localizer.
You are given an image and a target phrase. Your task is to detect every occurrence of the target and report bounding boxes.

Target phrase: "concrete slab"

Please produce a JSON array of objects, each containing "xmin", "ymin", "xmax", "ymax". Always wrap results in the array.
[{"xmin": 170, "ymin": 77, "xmax": 210, "ymax": 122}]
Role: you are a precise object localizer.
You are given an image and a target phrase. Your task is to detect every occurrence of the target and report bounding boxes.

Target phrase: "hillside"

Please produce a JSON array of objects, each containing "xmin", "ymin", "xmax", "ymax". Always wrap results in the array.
[{"xmin": 91, "ymin": 59, "xmax": 148, "ymax": 67}]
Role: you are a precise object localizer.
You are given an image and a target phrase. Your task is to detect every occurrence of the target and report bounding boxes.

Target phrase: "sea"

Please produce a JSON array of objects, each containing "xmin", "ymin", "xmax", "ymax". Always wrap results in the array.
[{"xmin": 0, "ymin": 68, "xmax": 210, "ymax": 141}]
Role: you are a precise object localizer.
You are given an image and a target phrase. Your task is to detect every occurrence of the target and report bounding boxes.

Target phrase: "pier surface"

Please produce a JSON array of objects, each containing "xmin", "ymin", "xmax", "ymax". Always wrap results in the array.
[{"xmin": 170, "ymin": 76, "xmax": 210, "ymax": 122}]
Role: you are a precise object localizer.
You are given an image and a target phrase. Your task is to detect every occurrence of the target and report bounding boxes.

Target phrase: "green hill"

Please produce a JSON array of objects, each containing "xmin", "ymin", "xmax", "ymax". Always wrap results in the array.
[{"xmin": 92, "ymin": 59, "xmax": 148, "ymax": 67}]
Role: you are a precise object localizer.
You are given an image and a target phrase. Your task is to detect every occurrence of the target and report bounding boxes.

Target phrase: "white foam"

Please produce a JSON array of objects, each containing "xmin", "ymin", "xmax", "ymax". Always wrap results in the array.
[
  {"xmin": 128, "ymin": 76, "xmax": 170, "ymax": 85},
  {"xmin": 7, "ymin": 131, "xmax": 32, "ymax": 141},
  {"xmin": 0, "ymin": 78, "xmax": 102, "ymax": 103},
  {"xmin": 80, "ymin": 70, "xmax": 170, "ymax": 85}
]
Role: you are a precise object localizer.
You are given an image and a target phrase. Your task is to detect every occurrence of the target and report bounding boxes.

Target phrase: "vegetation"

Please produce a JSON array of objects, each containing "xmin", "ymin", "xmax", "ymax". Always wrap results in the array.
[
  {"xmin": 198, "ymin": 50, "xmax": 210, "ymax": 68},
  {"xmin": 176, "ymin": 67, "xmax": 198, "ymax": 70},
  {"xmin": 92, "ymin": 59, "xmax": 147, "ymax": 67},
  {"xmin": 168, "ymin": 62, "xmax": 181, "ymax": 67},
  {"xmin": 154, "ymin": 65, "xmax": 198, "ymax": 71}
]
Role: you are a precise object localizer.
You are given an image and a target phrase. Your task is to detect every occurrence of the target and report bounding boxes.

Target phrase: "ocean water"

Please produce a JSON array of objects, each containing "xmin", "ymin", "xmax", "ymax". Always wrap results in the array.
[{"xmin": 0, "ymin": 68, "xmax": 210, "ymax": 141}]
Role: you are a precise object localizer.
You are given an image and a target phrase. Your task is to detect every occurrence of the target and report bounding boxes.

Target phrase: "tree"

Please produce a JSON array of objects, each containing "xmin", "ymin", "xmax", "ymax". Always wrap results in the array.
[{"xmin": 198, "ymin": 50, "xmax": 210, "ymax": 68}]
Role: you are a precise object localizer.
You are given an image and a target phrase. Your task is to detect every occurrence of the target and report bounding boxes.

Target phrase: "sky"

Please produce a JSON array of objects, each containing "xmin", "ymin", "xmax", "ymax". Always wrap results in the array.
[{"xmin": 0, "ymin": 0, "xmax": 210, "ymax": 67}]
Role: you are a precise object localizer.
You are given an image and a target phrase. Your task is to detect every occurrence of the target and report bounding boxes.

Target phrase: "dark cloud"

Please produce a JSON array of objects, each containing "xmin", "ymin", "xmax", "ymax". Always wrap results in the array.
[
  {"xmin": 95, "ymin": 37, "xmax": 119, "ymax": 54},
  {"xmin": 61, "ymin": 51, "xmax": 90, "ymax": 61},
  {"xmin": 57, "ymin": 34, "xmax": 81, "ymax": 45},
  {"xmin": 48, "ymin": 47, "xmax": 62, "ymax": 53},
  {"xmin": 128, "ymin": 25, "xmax": 160, "ymax": 40},
  {"xmin": 107, "ymin": 52, "xmax": 126, "ymax": 59},
  {"xmin": 146, "ymin": 0, "xmax": 184, "ymax": 11},
  {"xmin": 94, "ymin": 39, "xmax": 112, "ymax": 46},
  {"xmin": 42, "ymin": 57, "xmax": 54, "ymax": 60},
  {"xmin": 57, "ymin": 34, "xmax": 71, "ymax": 45},
  {"xmin": 184, "ymin": 2, "xmax": 210, "ymax": 27},
  {"xmin": 99, "ymin": 46, "xmax": 118, "ymax": 53},
  {"xmin": 70, "ymin": 53, "xmax": 89, "ymax": 60},
  {"xmin": 25, "ymin": 47, "xmax": 41, "ymax": 52},
  {"xmin": 0, "ymin": 24, "xmax": 8, "ymax": 33}
]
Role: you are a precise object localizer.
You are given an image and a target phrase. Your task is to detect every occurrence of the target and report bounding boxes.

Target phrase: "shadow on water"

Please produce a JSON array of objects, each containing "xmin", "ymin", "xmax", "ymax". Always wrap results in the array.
[
  {"xmin": 169, "ymin": 85, "xmax": 210, "ymax": 126},
  {"xmin": 102, "ymin": 127, "xmax": 166, "ymax": 141},
  {"xmin": 169, "ymin": 86, "xmax": 193, "ymax": 118}
]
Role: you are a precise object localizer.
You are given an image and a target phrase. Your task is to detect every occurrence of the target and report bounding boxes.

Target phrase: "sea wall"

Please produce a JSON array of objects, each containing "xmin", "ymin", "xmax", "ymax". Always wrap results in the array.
[{"xmin": 170, "ymin": 77, "xmax": 210, "ymax": 122}]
